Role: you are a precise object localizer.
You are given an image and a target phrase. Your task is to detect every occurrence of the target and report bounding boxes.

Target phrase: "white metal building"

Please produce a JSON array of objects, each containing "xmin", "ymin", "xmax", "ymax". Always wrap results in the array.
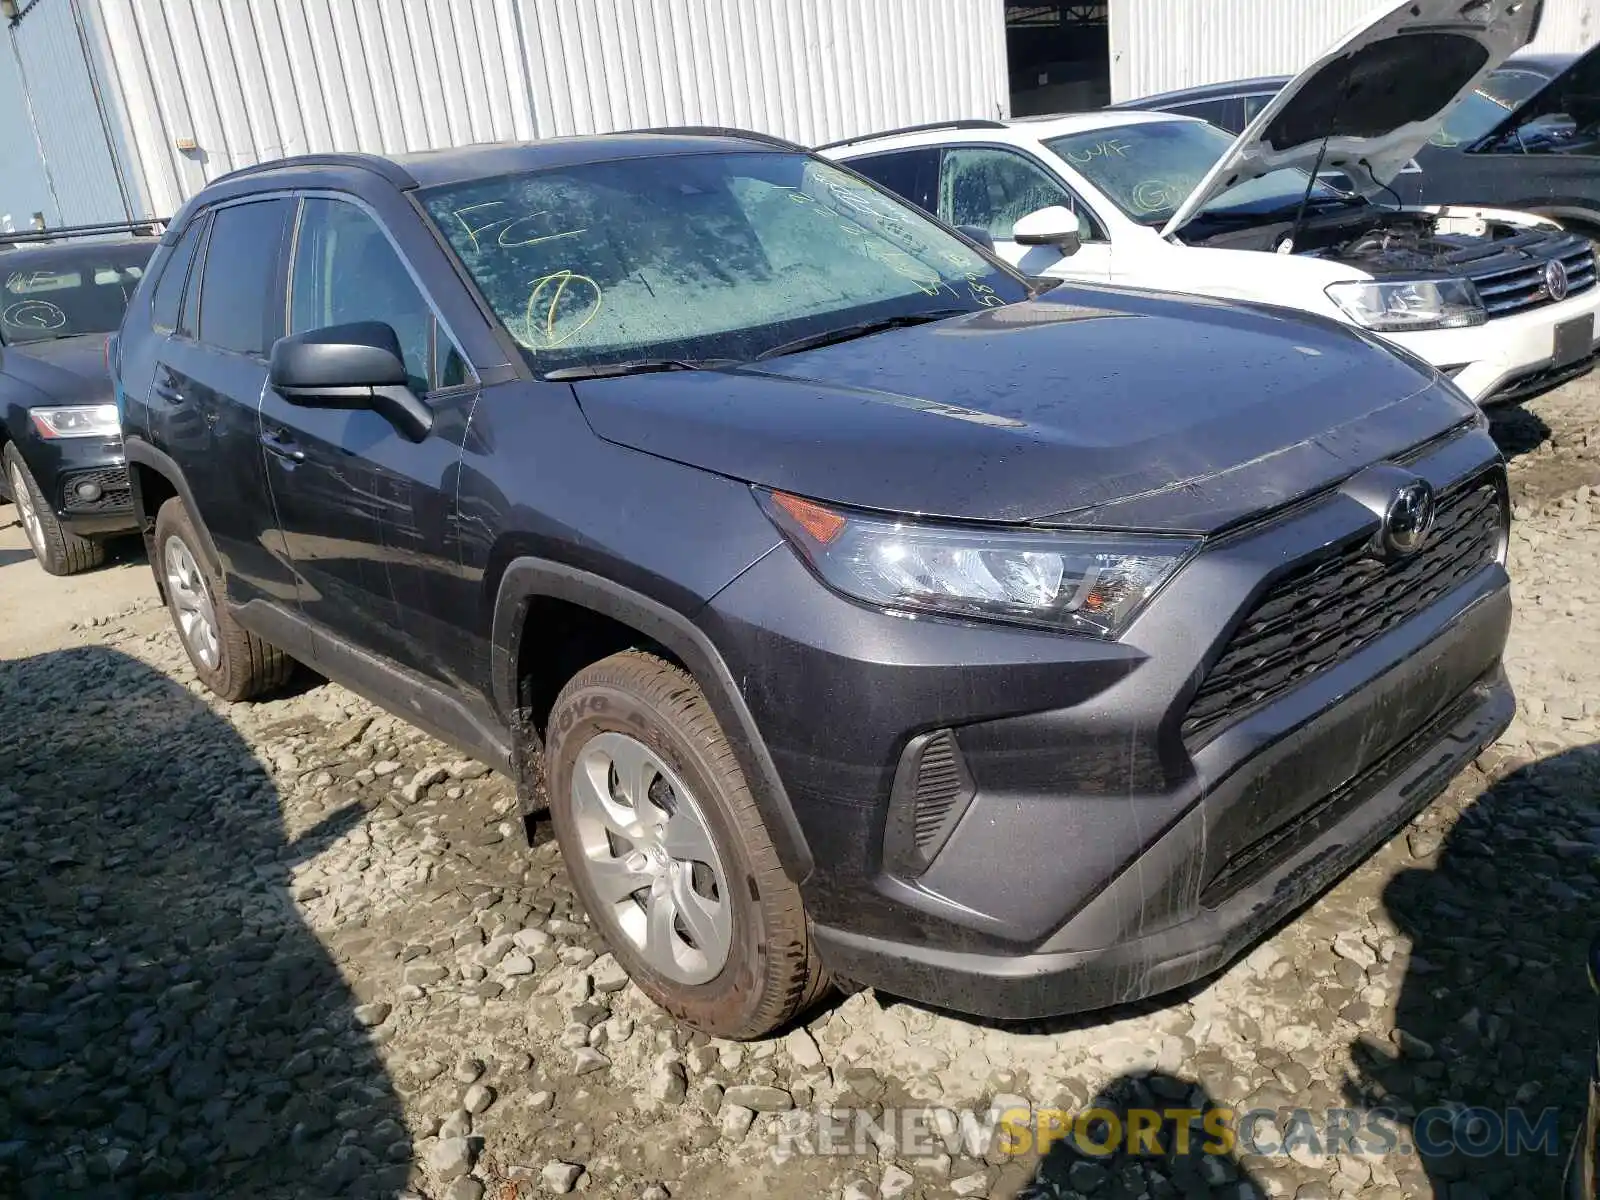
[
  {"xmin": 1, "ymin": 0, "xmax": 1009, "ymax": 227},
  {"xmin": 1108, "ymin": 0, "xmax": 1599, "ymax": 100},
  {"xmin": 4, "ymin": 0, "xmax": 1596, "ymax": 230}
]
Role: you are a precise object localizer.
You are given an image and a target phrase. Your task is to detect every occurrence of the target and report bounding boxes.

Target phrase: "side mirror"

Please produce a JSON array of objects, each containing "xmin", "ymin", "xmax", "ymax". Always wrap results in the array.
[
  {"xmin": 1012, "ymin": 206, "xmax": 1083, "ymax": 256},
  {"xmin": 269, "ymin": 321, "xmax": 432, "ymax": 442},
  {"xmin": 954, "ymin": 224, "xmax": 996, "ymax": 252}
]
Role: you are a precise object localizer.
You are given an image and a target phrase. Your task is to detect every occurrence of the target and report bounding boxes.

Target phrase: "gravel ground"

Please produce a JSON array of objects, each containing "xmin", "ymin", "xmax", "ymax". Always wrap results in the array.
[{"xmin": 2, "ymin": 376, "xmax": 1599, "ymax": 1200}]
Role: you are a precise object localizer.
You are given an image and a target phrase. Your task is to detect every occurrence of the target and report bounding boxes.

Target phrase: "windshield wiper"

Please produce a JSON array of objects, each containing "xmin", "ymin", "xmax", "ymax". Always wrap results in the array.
[
  {"xmin": 543, "ymin": 357, "xmax": 738, "ymax": 382},
  {"xmin": 753, "ymin": 309, "xmax": 971, "ymax": 362}
]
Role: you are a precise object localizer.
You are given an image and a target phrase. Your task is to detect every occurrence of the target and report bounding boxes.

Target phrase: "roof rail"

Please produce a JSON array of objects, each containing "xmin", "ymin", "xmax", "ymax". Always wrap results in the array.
[
  {"xmin": 210, "ymin": 152, "xmax": 417, "ymax": 190},
  {"xmin": 0, "ymin": 217, "xmax": 168, "ymax": 247},
  {"xmin": 814, "ymin": 119, "xmax": 1009, "ymax": 152},
  {"xmin": 632, "ymin": 125, "xmax": 805, "ymax": 151}
]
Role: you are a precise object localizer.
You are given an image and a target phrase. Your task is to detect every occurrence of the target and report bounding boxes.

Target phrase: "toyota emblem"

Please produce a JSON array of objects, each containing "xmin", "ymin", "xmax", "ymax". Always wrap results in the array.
[
  {"xmin": 1383, "ymin": 480, "xmax": 1436, "ymax": 557},
  {"xmin": 1546, "ymin": 257, "xmax": 1571, "ymax": 302}
]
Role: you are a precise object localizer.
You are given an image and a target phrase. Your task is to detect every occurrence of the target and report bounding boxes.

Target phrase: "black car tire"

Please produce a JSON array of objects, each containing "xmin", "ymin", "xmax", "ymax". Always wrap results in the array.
[
  {"xmin": 154, "ymin": 498, "xmax": 292, "ymax": 702},
  {"xmin": 545, "ymin": 650, "xmax": 830, "ymax": 1039},
  {"xmin": 3, "ymin": 443, "xmax": 106, "ymax": 576}
]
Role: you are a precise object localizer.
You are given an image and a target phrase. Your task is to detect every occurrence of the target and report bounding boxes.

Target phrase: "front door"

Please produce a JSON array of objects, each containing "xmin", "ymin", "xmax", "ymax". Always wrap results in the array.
[
  {"xmin": 259, "ymin": 195, "xmax": 474, "ymax": 683},
  {"xmin": 936, "ymin": 145, "xmax": 1114, "ymax": 281}
]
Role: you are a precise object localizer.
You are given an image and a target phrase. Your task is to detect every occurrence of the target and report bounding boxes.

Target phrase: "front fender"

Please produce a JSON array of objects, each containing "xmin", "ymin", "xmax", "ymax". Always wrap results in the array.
[{"xmin": 490, "ymin": 556, "xmax": 815, "ymax": 884}]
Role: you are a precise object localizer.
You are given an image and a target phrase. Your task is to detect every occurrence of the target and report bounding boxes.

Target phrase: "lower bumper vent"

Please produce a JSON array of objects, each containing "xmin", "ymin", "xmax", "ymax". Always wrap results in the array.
[{"xmin": 887, "ymin": 728, "xmax": 976, "ymax": 875}]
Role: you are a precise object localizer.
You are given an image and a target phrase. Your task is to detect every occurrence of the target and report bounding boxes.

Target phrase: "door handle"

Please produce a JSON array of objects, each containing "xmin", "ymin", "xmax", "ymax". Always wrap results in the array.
[
  {"xmin": 260, "ymin": 429, "xmax": 306, "ymax": 464},
  {"xmin": 153, "ymin": 381, "xmax": 185, "ymax": 405}
]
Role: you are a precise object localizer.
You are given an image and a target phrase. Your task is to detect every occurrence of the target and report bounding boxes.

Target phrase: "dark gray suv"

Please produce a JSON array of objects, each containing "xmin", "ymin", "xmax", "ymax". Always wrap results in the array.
[{"xmin": 114, "ymin": 131, "xmax": 1513, "ymax": 1038}]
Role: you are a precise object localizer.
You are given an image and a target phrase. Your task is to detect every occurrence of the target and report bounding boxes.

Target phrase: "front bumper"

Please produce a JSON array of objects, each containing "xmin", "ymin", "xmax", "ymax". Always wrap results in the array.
[
  {"xmin": 1390, "ymin": 284, "xmax": 1600, "ymax": 405},
  {"xmin": 29, "ymin": 432, "xmax": 135, "ymax": 536},
  {"xmin": 703, "ymin": 426, "xmax": 1512, "ymax": 1017}
]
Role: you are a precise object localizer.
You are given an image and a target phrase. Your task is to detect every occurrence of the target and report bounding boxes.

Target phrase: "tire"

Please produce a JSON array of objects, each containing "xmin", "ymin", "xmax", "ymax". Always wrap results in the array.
[
  {"xmin": 153, "ymin": 497, "xmax": 292, "ymax": 702},
  {"xmin": 544, "ymin": 650, "xmax": 830, "ymax": 1039},
  {"xmin": 4, "ymin": 443, "xmax": 105, "ymax": 576}
]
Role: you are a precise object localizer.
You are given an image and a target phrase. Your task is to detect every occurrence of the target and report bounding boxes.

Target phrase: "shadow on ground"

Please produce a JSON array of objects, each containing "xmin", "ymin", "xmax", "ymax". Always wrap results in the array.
[
  {"xmin": 1345, "ymin": 743, "xmax": 1598, "ymax": 1197},
  {"xmin": 1013, "ymin": 1071, "xmax": 1260, "ymax": 1198},
  {"xmin": 1488, "ymin": 401, "xmax": 1554, "ymax": 464},
  {"xmin": 0, "ymin": 646, "xmax": 412, "ymax": 1198}
]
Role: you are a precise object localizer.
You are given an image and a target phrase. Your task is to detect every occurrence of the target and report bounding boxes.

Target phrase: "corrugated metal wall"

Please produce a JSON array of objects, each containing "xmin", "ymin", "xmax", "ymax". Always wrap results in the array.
[
  {"xmin": 0, "ymin": 32, "xmax": 57, "ymax": 228},
  {"xmin": 20, "ymin": 0, "xmax": 1005, "ymax": 222},
  {"xmin": 1109, "ymin": 0, "xmax": 1600, "ymax": 101},
  {"xmin": 7, "ymin": 0, "xmax": 143, "ymax": 225}
]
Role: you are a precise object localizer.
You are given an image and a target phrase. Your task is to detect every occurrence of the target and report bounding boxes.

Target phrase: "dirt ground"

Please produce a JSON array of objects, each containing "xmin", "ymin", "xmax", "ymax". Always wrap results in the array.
[{"xmin": 2, "ymin": 374, "xmax": 1598, "ymax": 1200}]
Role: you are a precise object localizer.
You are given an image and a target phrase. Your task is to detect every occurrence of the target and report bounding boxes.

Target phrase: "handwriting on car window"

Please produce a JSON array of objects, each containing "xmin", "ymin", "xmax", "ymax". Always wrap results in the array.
[
  {"xmin": 1061, "ymin": 139, "xmax": 1131, "ymax": 167},
  {"xmin": 449, "ymin": 201, "xmax": 585, "ymax": 251},
  {"xmin": 1, "ymin": 299, "xmax": 67, "ymax": 330},
  {"xmin": 1131, "ymin": 179, "xmax": 1185, "ymax": 214},
  {"xmin": 521, "ymin": 270, "xmax": 602, "ymax": 349}
]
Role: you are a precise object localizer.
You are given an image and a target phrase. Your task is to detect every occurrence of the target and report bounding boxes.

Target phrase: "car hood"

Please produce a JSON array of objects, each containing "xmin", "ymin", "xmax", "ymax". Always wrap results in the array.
[
  {"xmin": 0, "ymin": 332, "xmax": 113, "ymax": 400},
  {"xmin": 572, "ymin": 288, "xmax": 1474, "ymax": 535},
  {"xmin": 1482, "ymin": 38, "xmax": 1600, "ymax": 143},
  {"xmin": 1162, "ymin": 0, "xmax": 1542, "ymax": 237}
]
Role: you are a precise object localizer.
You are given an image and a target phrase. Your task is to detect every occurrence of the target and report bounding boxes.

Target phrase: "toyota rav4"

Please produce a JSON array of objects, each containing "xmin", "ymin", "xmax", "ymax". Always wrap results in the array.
[{"xmin": 115, "ymin": 132, "xmax": 1513, "ymax": 1038}]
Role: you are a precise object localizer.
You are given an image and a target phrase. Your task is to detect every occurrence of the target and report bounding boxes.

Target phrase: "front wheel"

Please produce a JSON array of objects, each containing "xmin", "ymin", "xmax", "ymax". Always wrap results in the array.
[
  {"xmin": 544, "ymin": 650, "xmax": 830, "ymax": 1039},
  {"xmin": 3, "ymin": 444, "xmax": 105, "ymax": 575},
  {"xmin": 153, "ymin": 498, "xmax": 292, "ymax": 701}
]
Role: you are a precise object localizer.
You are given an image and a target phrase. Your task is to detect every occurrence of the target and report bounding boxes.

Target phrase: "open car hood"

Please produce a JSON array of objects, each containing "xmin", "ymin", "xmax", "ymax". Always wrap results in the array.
[
  {"xmin": 1161, "ymin": 0, "xmax": 1543, "ymax": 238},
  {"xmin": 1480, "ymin": 39, "xmax": 1600, "ymax": 145}
]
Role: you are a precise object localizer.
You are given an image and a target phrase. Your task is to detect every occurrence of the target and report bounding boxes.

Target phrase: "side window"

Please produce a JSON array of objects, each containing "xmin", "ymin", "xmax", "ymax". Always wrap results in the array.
[
  {"xmin": 938, "ymin": 146, "xmax": 1094, "ymax": 243},
  {"xmin": 844, "ymin": 149, "xmax": 941, "ymax": 215},
  {"xmin": 150, "ymin": 219, "xmax": 204, "ymax": 332},
  {"xmin": 434, "ymin": 319, "xmax": 468, "ymax": 389},
  {"xmin": 197, "ymin": 200, "xmax": 293, "ymax": 355},
  {"xmin": 1241, "ymin": 92, "xmax": 1279, "ymax": 130},
  {"xmin": 290, "ymin": 198, "xmax": 435, "ymax": 394},
  {"xmin": 177, "ymin": 215, "xmax": 209, "ymax": 339},
  {"xmin": 1168, "ymin": 98, "xmax": 1243, "ymax": 132}
]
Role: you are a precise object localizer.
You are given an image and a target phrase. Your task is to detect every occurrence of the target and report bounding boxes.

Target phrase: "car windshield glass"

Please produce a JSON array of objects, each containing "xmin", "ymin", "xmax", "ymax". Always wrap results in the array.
[
  {"xmin": 0, "ymin": 248, "xmax": 147, "ymax": 344},
  {"xmin": 419, "ymin": 151, "xmax": 1026, "ymax": 375},
  {"xmin": 1044, "ymin": 120, "xmax": 1342, "ymax": 227},
  {"xmin": 1428, "ymin": 69, "xmax": 1551, "ymax": 146}
]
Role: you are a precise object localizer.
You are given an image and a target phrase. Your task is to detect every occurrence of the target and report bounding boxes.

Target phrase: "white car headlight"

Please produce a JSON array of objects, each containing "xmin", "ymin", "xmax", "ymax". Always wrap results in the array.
[
  {"xmin": 1325, "ymin": 278, "xmax": 1485, "ymax": 333},
  {"xmin": 28, "ymin": 403, "xmax": 121, "ymax": 440},
  {"xmin": 761, "ymin": 490, "xmax": 1196, "ymax": 638}
]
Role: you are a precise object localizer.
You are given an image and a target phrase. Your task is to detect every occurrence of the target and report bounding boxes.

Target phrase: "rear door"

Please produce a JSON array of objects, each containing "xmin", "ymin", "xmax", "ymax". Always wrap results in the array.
[
  {"xmin": 935, "ymin": 144, "xmax": 1113, "ymax": 280},
  {"xmin": 260, "ymin": 194, "xmax": 477, "ymax": 682},
  {"xmin": 146, "ymin": 197, "xmax": 299, "ymax": 604}
]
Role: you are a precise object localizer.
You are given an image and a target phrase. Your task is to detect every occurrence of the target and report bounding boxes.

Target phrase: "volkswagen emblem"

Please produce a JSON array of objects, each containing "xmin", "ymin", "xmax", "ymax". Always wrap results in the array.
[
  {"xmin": 1546, "ymin": 257, "xmax": 1571, "ymax": 302},
  {"xmin": 1383, "ymin": 479, "xmax": 1436, "ymax": 557}
]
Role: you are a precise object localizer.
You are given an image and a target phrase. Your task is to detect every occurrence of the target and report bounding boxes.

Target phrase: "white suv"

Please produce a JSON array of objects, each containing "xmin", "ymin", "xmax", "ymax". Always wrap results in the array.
[{"xmin": 824, "ymin": 0, "xmax": 1599, "ymax": 406}]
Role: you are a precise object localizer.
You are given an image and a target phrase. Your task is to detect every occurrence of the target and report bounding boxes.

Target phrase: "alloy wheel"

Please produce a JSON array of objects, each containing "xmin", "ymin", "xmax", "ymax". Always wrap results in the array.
[
  {"xmin": 164, "ymin": 535, "xmax": 221, "ymax": 671},
  {"xmin": 8, "ymin": 462, "xmax": 44, "ymax": 558},
  {"xmin": 569, "ymin": 731, "xmax": 733, "ymax": 985}
]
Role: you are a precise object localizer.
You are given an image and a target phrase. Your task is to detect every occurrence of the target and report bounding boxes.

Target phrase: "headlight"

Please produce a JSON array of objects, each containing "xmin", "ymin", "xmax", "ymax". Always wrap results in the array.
[
  {"xmin": 760, "ymin": 490, "xmax": 1196, "ymax": 637},
  {"xmin": 1325, "ymin": 278, "xmax": 1485, "ymax": 332},
  {"xmin": 28, "ymin": 404, "xmax": 121, "ymax": 440}
]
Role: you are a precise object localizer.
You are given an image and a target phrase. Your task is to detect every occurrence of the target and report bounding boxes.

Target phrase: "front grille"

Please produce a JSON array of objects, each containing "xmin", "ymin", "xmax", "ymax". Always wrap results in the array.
[
  {"xmin": 60, "ymin": 466, "xmax": 131, "ymax": 514},
  {"xmin": 1470, "ymin": 236, "xmax": 1596, "ymax": 318},
  {"xmin": 1183, "ymin": 476, "xmax": 1503, "ymax": 744}
]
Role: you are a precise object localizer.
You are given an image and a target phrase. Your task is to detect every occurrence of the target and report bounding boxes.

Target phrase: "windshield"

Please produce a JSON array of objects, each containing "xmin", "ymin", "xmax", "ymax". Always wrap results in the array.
[
  {"xmin": 1044, "ymin": 120, "xmax": 1343, "ymax": 228},
  {"xmin": 420, "ymin": 152, "xmax": 1026, "ymax": 375},
  {"xmin": 0, "ymin": 247, "xmax": 147, "ymax": 344},
  {"xmin": 1428, "ymin": 68, "xmax": 1552, "ymax": 146}
]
